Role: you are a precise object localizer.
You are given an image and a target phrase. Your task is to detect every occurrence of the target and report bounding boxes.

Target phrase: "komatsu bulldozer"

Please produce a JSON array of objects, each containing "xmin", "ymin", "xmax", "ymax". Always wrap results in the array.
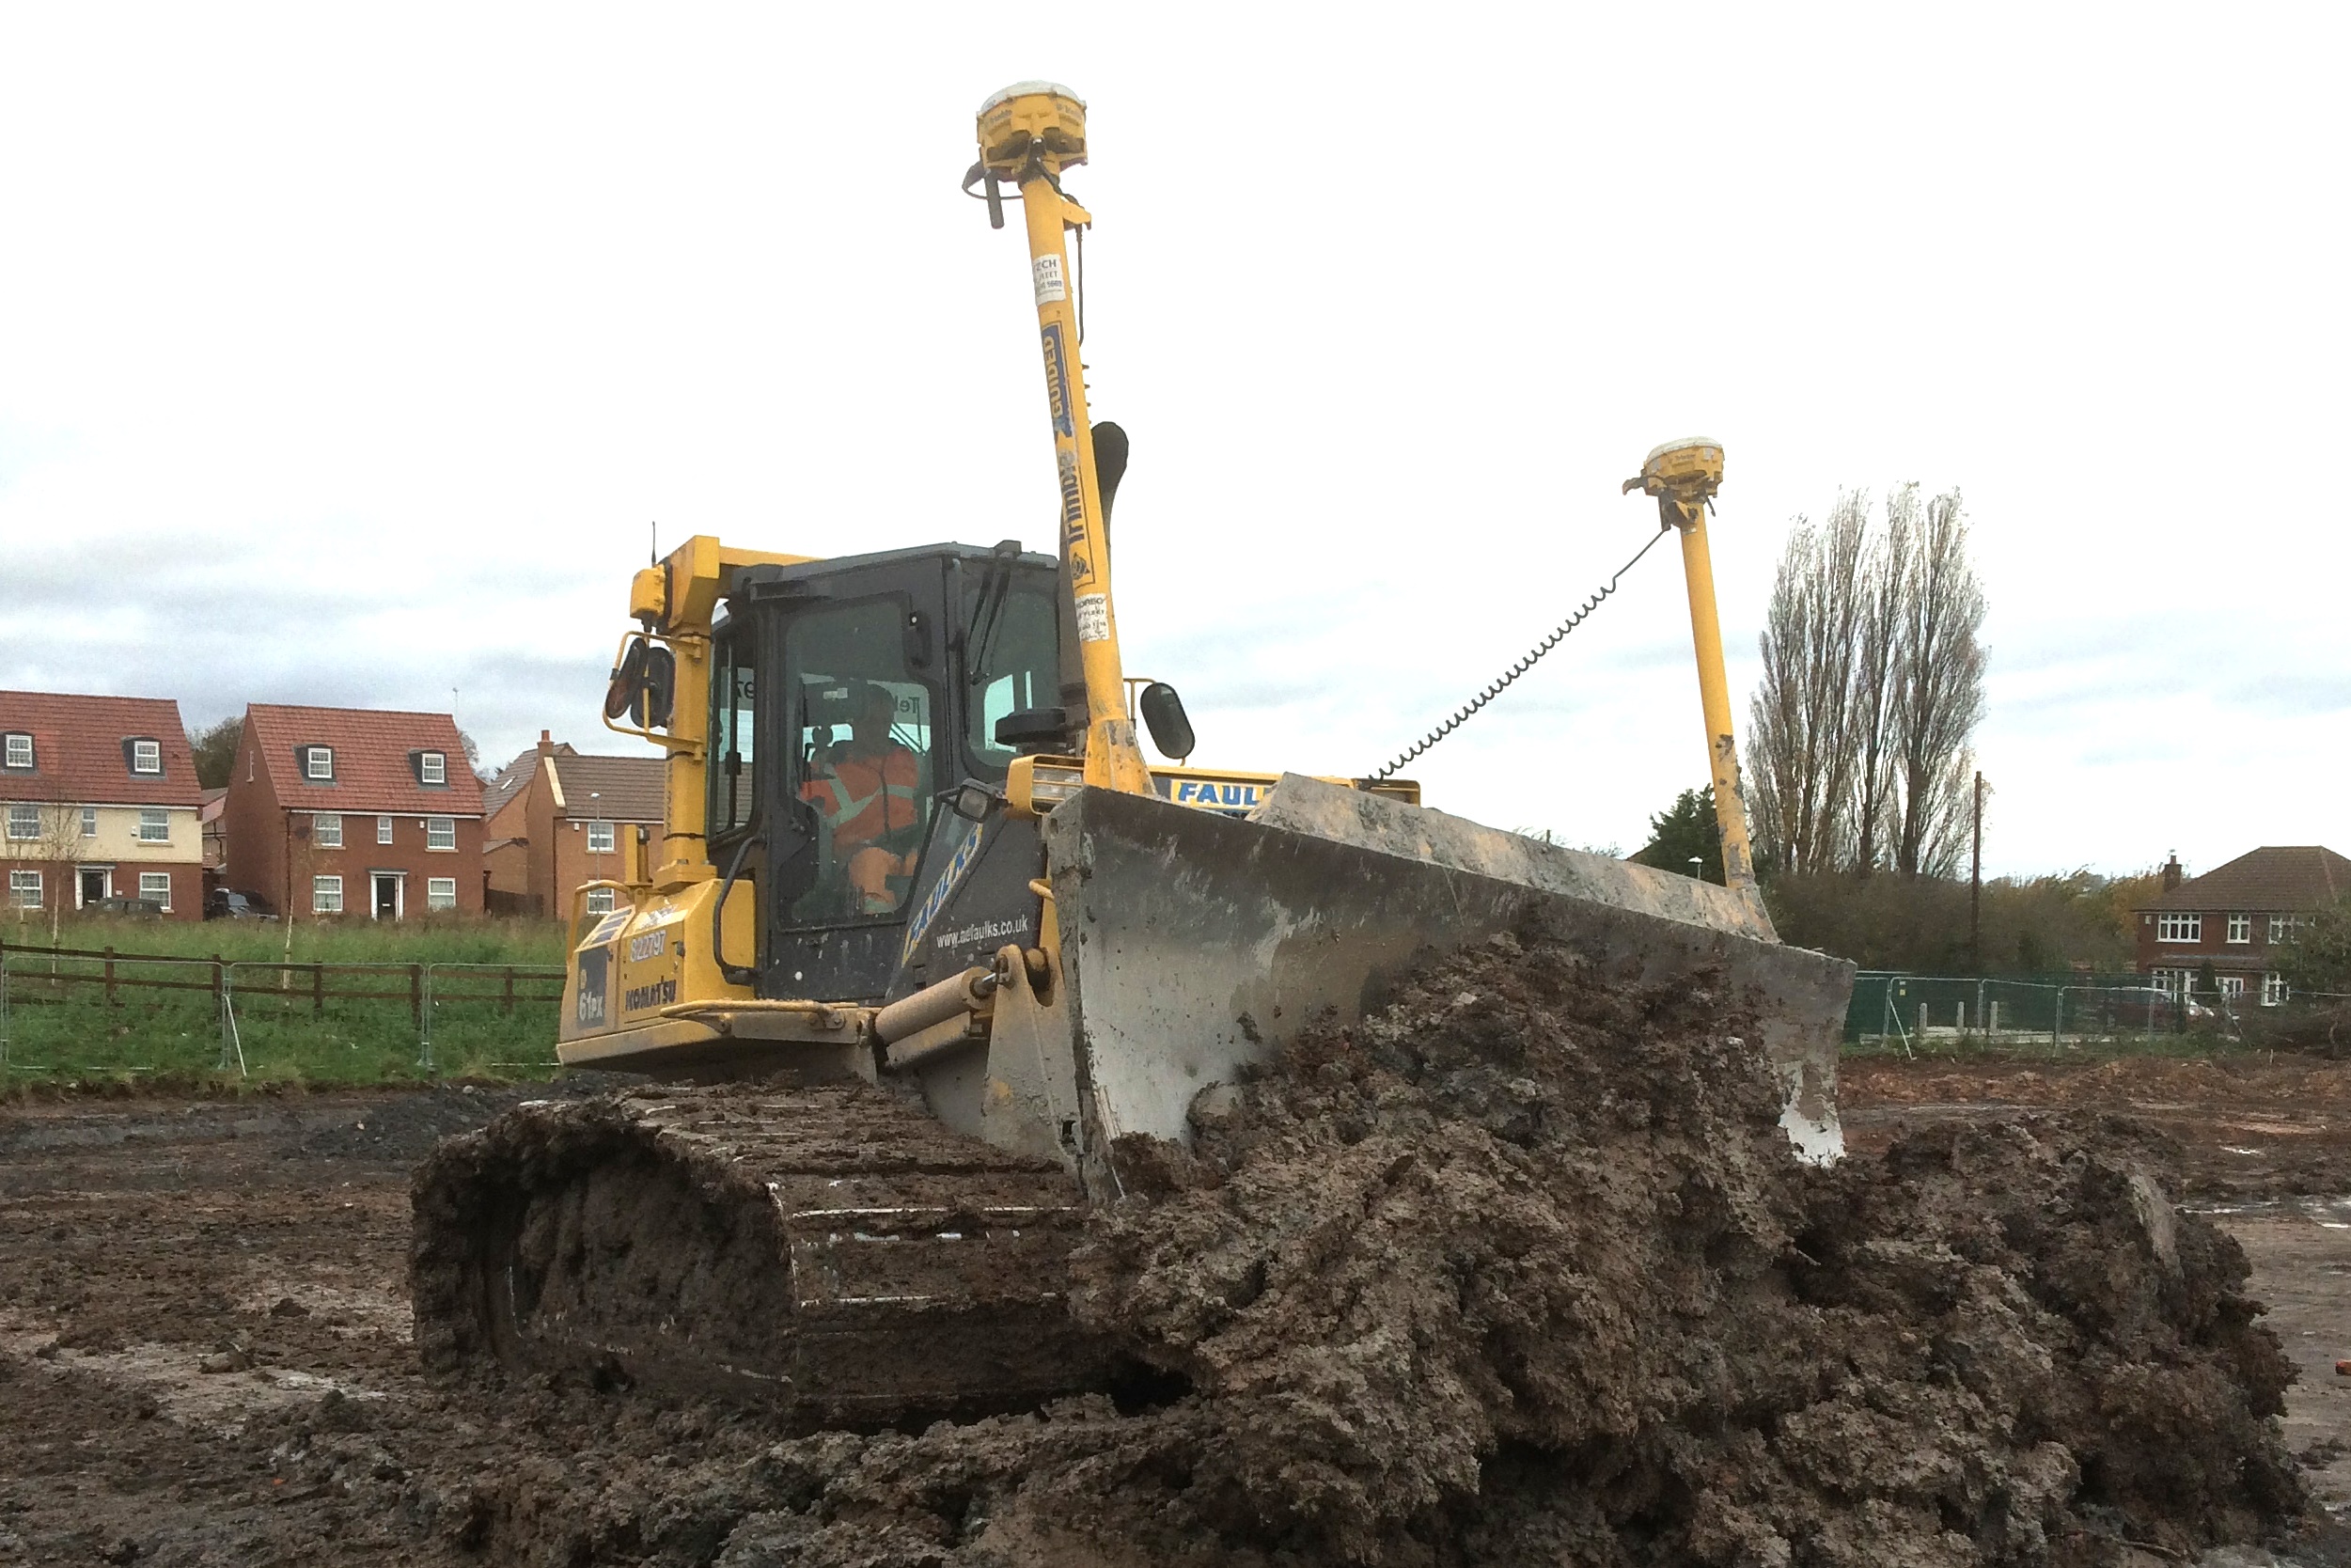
[{"xmin": 411, "ymin": 84, "xmax": 1853, "ymax": 1424}]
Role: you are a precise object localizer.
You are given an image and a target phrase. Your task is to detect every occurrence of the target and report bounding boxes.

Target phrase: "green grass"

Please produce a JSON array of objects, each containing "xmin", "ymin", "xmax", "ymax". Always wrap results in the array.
[
  {"xmin": 0, "ymin": 912, "xmax": 568, "ymax": 966},
  {"xmin": 0, "ymin": 917, "xmax": 569, "ymax": 1088}
]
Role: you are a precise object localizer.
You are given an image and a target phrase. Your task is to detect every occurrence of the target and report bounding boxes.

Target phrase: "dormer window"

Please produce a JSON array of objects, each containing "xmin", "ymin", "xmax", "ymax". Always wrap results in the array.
[
  {"xmin": 420, "ymin": 750, "xmax": 447, "ymax": 786},
  {"xmin": 2, "ymin": 733, "xmax": 29, "ymax": 770},
  {"xmin": 131, "ymin": 739, "xmax": 162, "ymax": 775},
  {"xmin": 305, "ymin": 745, "xmax": 334, "ymax": 781}
]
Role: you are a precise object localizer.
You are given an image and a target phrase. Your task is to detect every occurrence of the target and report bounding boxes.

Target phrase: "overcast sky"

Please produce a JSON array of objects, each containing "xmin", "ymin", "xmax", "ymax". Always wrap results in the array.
[{"xmin": 3, "ymin": 6, "xmax": 2343, "ymax": 880}]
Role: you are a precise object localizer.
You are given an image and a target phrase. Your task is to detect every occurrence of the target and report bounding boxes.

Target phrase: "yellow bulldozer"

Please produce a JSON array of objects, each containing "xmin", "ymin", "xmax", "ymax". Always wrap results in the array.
[{"xmin": 411, "ymin": 84, "xmax": 1851, "ymax": 1424}]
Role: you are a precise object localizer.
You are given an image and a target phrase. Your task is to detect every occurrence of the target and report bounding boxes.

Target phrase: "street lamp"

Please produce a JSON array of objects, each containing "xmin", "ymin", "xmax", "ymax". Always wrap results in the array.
[{"xmin": 1687, "ymin": 855, "xmax": 1704, "ymax": 883}]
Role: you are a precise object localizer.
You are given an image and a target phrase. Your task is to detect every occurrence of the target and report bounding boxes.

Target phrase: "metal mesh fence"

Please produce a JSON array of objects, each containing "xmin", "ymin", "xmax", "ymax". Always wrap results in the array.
[{"xmin": 1847, "ymin": 971, "xmax": 2345, "ymax": 1056}]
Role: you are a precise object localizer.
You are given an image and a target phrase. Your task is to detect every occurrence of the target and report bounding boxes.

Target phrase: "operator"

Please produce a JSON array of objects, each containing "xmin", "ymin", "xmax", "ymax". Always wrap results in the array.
[{"xmin": 800, "ymin": 682, "xmax": 924, "ymax": 914}]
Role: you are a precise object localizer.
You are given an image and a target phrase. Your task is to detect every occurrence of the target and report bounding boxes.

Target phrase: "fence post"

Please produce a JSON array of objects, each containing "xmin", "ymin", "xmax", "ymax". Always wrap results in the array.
[
  {"xmin": 0, "ymin": 949, "xmax": 10, "ymax": 1071},
  {"xmin": 417, "ymin": 964, "xmax": 437, "ymax": 1073},
  {"xmin": 502, "ymin": 965, "xmax": 514, "ymax": 1016},
  {"xmin": 1919, "ymin": 1002, "xmax": 1928, "ymax": 1041},
  {"xmin": 104, "ymin": 945, "xmax": 118, "ymax": 1008},
  {"xmin": 2052, "ymin": 989, "xmax": 2062, "ymax": 1054},
  {"xmin": 409, "ymin": 963, "xmax": 423, "ymax": 1031},
  {"xmin": 213, "ymin": 956, "xmax": 231, "ymax": 1071},
  {"xmin": 312, "ymin": 963, "xmax": 324, "ymax": 1018}
]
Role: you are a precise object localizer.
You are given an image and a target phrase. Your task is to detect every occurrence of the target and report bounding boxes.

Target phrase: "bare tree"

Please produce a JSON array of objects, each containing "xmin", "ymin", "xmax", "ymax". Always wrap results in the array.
[
  {"xmin": 2, "ymin": 786, "xmax": 86, "ymax": 944},
  {"xmin": 1746, "ymin": 484, "xmax": 1985, "ymax": 881},
  {"xmin": 1747, "ymin": 494, "xmax": 1868, "ymax": 875},
  {"xmin": 1848, "ymin": 488, "xmax": 1914, "ymax": 876},
  {"xmin": 1891, "ymin": 491, "xmax": 1985, "ymax": 877}
]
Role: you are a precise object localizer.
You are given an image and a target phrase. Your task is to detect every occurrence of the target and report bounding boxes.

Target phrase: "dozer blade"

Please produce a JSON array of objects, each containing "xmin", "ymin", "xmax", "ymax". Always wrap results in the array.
[
  {"xmin": 1042, "ymin": 776, "xmax": 1848, "ymax": 1170},
  {"xmin": 411, "ymin": 1083, "xmax": 1117, "ymax": 1424}
]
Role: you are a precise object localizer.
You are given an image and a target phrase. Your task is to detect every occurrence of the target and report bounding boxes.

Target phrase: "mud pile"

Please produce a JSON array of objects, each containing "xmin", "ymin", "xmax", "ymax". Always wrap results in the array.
[{"xmin": 700, "ymin": 930, "xmax": 2305, "ymax": 1567}]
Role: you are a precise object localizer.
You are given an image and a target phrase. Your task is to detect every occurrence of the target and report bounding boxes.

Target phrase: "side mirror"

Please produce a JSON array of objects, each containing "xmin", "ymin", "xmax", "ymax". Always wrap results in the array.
[
  {"xmin": 604, "ymin": 636, "xmax": 677, "ymax": 728},
  {"xmin": 1138, "ymin": 682, "xmax": 1195, "ymax": 762}
]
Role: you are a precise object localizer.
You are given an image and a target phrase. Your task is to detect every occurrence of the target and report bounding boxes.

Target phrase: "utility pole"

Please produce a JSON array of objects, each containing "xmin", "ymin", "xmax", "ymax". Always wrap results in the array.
[{"xmin": 1969, "ymin": 771, "xmax": 1984, "ymax": 974}]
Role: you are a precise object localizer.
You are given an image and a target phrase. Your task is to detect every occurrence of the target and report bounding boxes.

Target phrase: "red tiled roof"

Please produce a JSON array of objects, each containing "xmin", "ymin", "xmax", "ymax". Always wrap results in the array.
[
  {"xmin": 244, "ymin": 704, "xmax": 485, "ymax": 815},
  {"xmin": 2141, "ymin": 846, "xmax": 2351, "ymax": 913},
  {"xmin": 0, "ymin": 690, "xmax": 200, "ymax": 807}
]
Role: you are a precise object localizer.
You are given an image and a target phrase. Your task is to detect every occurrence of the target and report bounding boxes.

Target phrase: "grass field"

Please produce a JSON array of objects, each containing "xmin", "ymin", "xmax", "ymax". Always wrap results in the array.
[{"xmin": 0, "ymin": 916, "xmax": 570, "ymax": 1089}]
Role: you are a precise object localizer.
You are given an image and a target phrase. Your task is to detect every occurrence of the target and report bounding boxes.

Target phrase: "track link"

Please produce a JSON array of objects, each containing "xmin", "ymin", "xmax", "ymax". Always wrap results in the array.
[{"xmin": 411, "ymin": 1083, "xmax": 1110, "ymax": 1425}]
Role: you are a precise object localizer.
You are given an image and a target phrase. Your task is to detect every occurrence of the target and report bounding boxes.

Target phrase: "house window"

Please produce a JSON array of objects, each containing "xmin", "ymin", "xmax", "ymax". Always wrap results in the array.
[
  {"xmin": 313, "ymin": 812, "xmax": 343, "ymax": 848},
  {"xmin": 312, "ymin": 875, "xmax": 343, "ymax": 915},
  {"xmin": 8, "ymin": 870, "xmax": 39, "ymax": 907},
  {"xmin": 420, "ymin": 751, "xmax": 447, "ymax": 786},
  {"xmin": 306, "ymin": 746, "xmax": 333, "ymax": 780},
  {"xmin": 2155, "ymin": 913, "xmax": 2201, "ymax": 943},
  {"xmin": 5, "ymin": 804, "xmax": 36, "ymax": 840},
  {"xmin": 426, "ymin": 876, "xmax": 457, "ymax": 911},
  {"xmin": 585, "ymin": 887, "xmax": 617, "ymax": 915},
  {"xmin": 2149, "ymin": 968, "xmax": 2193, "ymax": 998},
  {"xmin": 138, "ymin": 808, "xmax": 169, "ymax": 843},
  {"xmin": 426, "ymin": 816, "xmax": 455, "ymax": 851},
  {"xmin": 378, "ymin": 815, "xmax": 394, "ymax": 845},
  {"xmin": 2263, "ymin": 973, "xmax": 2289, "ymax": 1007},
  {"xmin": 2269, "ymin": 915, "xmax": 2302, "ymax": 944},
  {"xmin": 2218, "ymin": 975, "xmax": 2246, "ymax": 999},
  {"xmin": 2225, "ymin": 914, "xmax": 2250, "ymax": 944},
  {"xmin": 3, "ymin": 733, "xmax": 30, "ymax": 769},
  {"xmin": 587, "ymin": 820, "xmax": 616, "ymax": 854},
  {"xmin": 132, "ymin": 739, "xmax": 162, "ymax": 775},
  {"xmin": 138, "ymin": 871, "xmax": 171, "ymax": 910},
  {"xmin": 80, "ymin": 807, "xmax": 96, "ymax": 838}
]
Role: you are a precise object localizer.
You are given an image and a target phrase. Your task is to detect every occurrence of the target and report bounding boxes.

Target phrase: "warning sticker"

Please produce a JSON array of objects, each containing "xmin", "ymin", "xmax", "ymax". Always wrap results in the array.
[
  {"xmin": 1032, "ymin": 255, "xmax": 1067, "ymax": 306},
  {"xmin": 1074, "ymin": 593, "xmax": 1111, "ymax": 643}
]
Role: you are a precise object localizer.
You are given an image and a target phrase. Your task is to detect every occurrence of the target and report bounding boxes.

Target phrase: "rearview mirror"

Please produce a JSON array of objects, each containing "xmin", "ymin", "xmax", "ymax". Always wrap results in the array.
[
  {"xmin": 605, "ymin": 636, "xmax": 677, "ymax": 728},
  {"xmin": 1138, "ymin": 682, "xmax": 1195, "ymax": 762}
]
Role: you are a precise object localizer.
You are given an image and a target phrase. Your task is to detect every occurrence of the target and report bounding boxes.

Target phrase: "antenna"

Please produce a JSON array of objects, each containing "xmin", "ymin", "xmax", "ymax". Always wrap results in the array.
[{"xmin": 650, "ymin": 521, "xmax": 658, "ymax": 565}]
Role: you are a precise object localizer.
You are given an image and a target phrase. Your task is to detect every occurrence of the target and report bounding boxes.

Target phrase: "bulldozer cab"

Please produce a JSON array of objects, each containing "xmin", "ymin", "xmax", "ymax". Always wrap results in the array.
[{"xmin": 716, "ymin": 543, "xmax": 1062, "ymax": 1007}]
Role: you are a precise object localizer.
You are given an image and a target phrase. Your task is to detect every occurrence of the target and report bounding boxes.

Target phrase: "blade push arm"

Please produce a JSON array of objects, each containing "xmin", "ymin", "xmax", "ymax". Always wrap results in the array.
[{"xmin": 974, "ymin": 84, "xmax": 1153, "ymax": 795}]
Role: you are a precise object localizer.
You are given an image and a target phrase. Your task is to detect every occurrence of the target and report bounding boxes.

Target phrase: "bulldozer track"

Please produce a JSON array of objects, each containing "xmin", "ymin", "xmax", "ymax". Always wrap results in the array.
[{"xmin": 411, "ymin": 1082, "xmax": 1114, "ymax": 1426}]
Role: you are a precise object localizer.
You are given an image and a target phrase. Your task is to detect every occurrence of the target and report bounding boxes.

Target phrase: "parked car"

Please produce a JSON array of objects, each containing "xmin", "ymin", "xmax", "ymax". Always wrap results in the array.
[
  {"xmin": 205, "ymin": 889, "xmax": 277, "ymax": 920},
  {"xmin": 88, "ymin": 896, "xmax": 165, "ymax": 917},
  {"xmin": 2100, "ymin": 986, "xmax": 2216, "ymax": 1029}
]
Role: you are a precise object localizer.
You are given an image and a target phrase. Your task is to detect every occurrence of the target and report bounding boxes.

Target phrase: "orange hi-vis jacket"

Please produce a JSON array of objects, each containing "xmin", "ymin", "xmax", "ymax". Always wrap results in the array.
[{"xmin": 801, "ymin": 745, "xmax": 921, "ymax": 847}]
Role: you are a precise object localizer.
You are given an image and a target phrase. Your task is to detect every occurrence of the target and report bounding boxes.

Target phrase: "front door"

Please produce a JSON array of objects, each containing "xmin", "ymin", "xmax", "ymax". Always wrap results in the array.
[
  {"xmin": 372, "ymin": 873, "xmax": 401, "ymax": 920},
  {"xmin": 78, "ymin": 868, "xmax": 110, "ymax": 908}
]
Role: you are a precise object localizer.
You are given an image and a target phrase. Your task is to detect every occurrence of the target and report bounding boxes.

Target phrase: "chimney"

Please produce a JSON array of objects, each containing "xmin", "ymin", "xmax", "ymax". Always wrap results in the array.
[
  {"xmin": 537, "ymin": 729, "xmax": 555, "ymax": 758},
  {"xmin": 2161, "ymin": 853, "xmax": 2184, "ymax": 892}
]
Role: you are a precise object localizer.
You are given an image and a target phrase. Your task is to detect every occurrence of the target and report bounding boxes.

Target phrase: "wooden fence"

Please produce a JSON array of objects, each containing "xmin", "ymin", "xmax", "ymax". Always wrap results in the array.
[{"xmin": 0, "ymin": 937, "xmax": 567, "ymax": 1075}]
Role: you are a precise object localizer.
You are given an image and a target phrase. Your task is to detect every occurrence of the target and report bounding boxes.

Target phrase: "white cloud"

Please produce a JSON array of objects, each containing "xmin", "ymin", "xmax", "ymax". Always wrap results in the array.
[{"xmin": 1, "ymin": 4, "xmax": 2344, "ymax": 877}]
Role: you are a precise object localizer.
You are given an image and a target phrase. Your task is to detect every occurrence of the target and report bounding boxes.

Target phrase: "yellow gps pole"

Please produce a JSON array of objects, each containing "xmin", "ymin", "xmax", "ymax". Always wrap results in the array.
[
  {"xmin": 1627, "ymin": 440, "xmax": 1763, "ymax": 900},
  {"xmin": 974, "ymin": 83, "xmax": 1153, "ymax": 795}
]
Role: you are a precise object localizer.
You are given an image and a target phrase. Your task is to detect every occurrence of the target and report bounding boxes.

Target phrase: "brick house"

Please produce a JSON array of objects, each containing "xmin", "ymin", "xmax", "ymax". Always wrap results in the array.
[
  {"xmin": 480, "ymin": 737, "xmax": 573, "ymax": 914},
  {"xmin": 2135, "ymin": 845, "xmax": 2351, "ymax": 1006},
  {"xmin": 483, "ymin": 732, "xmax": 665, "ymax": 917},
  {"xmin": 222, "ymin": 705, "xmax": 485, "ymax": 919},
  {"xmin": 0, "ymin": 690, "xmax": 204, "ymax": 918}
]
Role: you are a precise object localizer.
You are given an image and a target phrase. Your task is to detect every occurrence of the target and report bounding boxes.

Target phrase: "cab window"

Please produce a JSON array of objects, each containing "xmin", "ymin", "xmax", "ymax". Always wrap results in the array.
[
  {"xmin": 783, "ymin": 598, "xmax": 937, "ymax": 924},
  {"xmin": 709, "ymin": 621, "xmax": 757, "ymax": 840},
  {"xmin": 965, "ymin": 584, "xmax": 1058, "ymax": 774}
]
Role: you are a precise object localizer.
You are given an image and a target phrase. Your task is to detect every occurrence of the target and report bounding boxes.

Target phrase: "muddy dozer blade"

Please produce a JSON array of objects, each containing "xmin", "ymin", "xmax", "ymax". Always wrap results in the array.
[
  {"xmin": 1042, "ymin": 776, "xmax": 1848, "ymax": 1167},
  {"xmin": 411, "ymin": 1083, "xmax": 1118, "ymax": 1423}
]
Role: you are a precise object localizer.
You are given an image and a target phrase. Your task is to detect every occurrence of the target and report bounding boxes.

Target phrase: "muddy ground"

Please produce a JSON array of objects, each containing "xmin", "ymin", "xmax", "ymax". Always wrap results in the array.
[{"xmin": 0, "ymin": 1043, "xmax": 2347, "ymax": 1564}]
